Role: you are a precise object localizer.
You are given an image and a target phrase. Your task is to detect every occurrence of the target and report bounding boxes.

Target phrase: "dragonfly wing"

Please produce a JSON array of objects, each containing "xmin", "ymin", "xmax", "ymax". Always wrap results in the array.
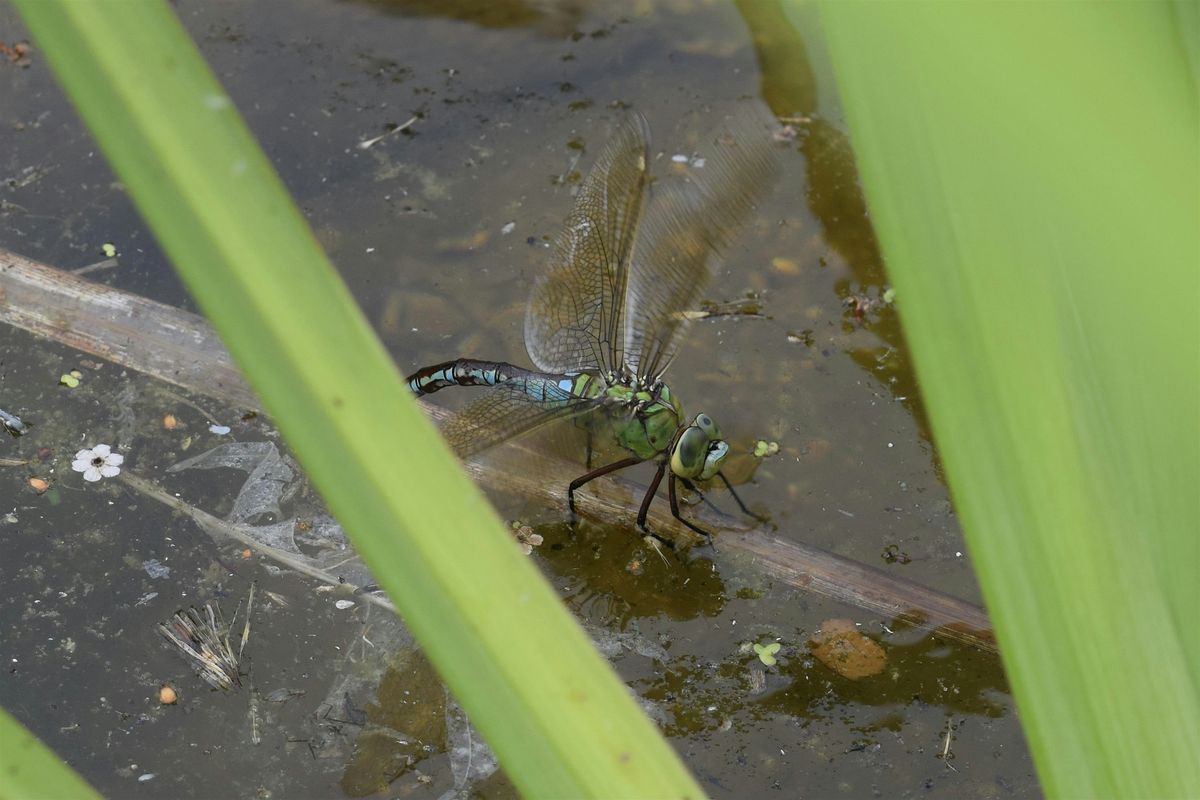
[
  {"xmin": 525, "ymin": 114, "xmax": 651, "ymax": 376},
  {"xmin": 438, "ymin": 384, "xmax": 601, "ymax": 459},
  {"xmin": 623, "ymin": 112, "xmax": 778, "ymax": 382}
]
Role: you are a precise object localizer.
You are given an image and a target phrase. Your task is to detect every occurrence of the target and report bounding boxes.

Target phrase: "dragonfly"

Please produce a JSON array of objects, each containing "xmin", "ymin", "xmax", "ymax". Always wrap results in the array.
[{"xmin": 406, "ymin": 112, "xmax": 776, "ymax": 544}]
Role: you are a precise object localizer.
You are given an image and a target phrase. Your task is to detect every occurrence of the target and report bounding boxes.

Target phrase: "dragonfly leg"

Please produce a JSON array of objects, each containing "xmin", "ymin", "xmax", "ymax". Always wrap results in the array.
[
  {"xmin": 636, "ymin": 463, "xmax": 676, "ymax": 549},
  {"xmin": 567, "ymin": 456, "xmax": 642, "ymax": 517},
  {"xmin": 636, "ymin": 462, "xmax": 666, "ymax": 528},
  {"xmin": 678, "ymin": 478, "xmax": 722, "ymax": 514},
  {"xmin": 716, "ymin": 471, "xmax": 768, "ymax": 523},
  {"xmin": 670, "ymin": 474, "xmax": 715, "ymax": 547}
]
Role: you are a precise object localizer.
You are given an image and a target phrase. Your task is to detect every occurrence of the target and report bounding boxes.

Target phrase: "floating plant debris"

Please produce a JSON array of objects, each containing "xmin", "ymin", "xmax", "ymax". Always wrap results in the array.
[
  {"xmin": 753, "ymin": 641, "xmax": 782, "ymax": 666},
  {"xmin": 1, "ymin": 406, "xmax": 30, "ymax": 436},
  {"xmin": 157, "ymin": 591, "xmax": 253, "ymax": 691}
]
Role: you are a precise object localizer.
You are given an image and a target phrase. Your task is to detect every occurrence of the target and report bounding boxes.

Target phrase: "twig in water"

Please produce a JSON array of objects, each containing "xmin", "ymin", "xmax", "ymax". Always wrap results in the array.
[
  {"xmin": 358, "ymin": 116, "xmax": 418, "ymax": 149},
  {"xmin": 248, "ymin": 685, "xmax": 262, "ymax": 746},
  {"xmin": 71, "ymin": 258, "xmax": 119, "ymax": 276},
  {"xmin": 239, "ymin": 582, "xmax": 255, "ymax": 661},
  {"xmin": 940, "ymin": 720, "xmax": 958, "ymax": 772},
  {"xmin": 160, "ymin": 390, "xmax": 222, "ymax": 426}
]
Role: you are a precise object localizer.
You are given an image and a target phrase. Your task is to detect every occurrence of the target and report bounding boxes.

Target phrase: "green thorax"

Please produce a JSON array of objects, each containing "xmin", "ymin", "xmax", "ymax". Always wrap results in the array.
[{"xmin": 572, "ymin": 374, "xmax": 684, "ymax": 460}]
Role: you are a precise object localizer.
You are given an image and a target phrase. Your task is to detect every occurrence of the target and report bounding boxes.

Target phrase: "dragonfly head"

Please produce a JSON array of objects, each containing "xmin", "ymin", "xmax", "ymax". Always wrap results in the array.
[{"xmin": 670, "ymin": 413, "xmax": 729, "ymax": 481}]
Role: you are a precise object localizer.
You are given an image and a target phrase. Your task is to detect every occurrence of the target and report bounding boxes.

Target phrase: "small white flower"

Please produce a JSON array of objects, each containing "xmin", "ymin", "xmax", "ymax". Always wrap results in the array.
[{"xmin": 71, "ymin": 444, "xmax": 124, "ymax": 482}]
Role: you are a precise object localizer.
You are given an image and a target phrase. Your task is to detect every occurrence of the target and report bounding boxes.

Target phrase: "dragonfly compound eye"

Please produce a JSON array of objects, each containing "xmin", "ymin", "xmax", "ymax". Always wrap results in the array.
[
  {"xmin": 670, "ymin": 425, "xmax": 711, "ymax": 479},
  {"xmin": 692, "ymin": 413, "xmax": 721, "ymax": 439}
]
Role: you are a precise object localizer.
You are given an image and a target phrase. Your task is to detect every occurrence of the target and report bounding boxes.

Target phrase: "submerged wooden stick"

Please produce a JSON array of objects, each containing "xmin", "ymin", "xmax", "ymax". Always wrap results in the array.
[
  {"xmin": 0, "ymin": 249, "xmax": 258, "ymax": 409},
  {"xmin": 0, "ymin": 247, "xmax": 995, "ymax": 652}
]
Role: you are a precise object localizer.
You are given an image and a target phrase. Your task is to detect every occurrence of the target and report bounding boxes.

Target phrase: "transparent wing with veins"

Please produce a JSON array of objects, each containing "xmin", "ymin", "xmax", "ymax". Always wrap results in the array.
[
  {"xmin": 437, "ymin": 384, "xmax": 603, "ymax": 459},
  {"xmin": 622, "ymin": 114, "xmax": 778, "ymax": 383},
  {"xmin": 524, "ymin": 114, "xmax": 651, "ymax": 376}
]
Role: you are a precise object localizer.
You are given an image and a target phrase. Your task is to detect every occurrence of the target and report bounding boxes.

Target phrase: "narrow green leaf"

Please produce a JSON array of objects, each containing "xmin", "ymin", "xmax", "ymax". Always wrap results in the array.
[
  {"xmin": 817, "ymin": 3, "xmax": 1199, "ymax": 797},
  {"xmin": 11, "ymin": 2, "xmax": 703, "ymax": 797}
]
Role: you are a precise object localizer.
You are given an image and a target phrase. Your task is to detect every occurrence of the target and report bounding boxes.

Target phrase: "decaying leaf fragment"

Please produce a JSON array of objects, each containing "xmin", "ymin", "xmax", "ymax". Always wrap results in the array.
[{"xmin": 809, "ymin": 618, "xmax": 886, "ymax": 680}]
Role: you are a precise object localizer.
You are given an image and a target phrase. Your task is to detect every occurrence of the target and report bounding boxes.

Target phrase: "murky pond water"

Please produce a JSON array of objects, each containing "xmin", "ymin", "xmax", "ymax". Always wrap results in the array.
[{"xmin": 1, "ymin": 1, "xmax": 1039, "ymax": 797}]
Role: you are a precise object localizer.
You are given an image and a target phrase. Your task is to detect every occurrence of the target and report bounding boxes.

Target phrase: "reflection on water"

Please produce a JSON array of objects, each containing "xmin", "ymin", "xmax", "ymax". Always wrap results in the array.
[
  {"xmin": 541, "ymin": 521, "xmax": 728, "ymax": 626},
  {"xmin": 738, "ymin": 0, "xmax": 934, "ymax": 444}
]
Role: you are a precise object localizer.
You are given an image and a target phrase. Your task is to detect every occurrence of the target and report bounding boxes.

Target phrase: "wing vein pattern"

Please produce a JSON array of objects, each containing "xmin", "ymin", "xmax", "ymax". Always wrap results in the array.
[
  {"xmin": 524, "ymin": 114, "xmax": 651, "ymax": 376},
  {"xmin": 623, "ymin": 112, "xmax": 778, "ymax": 382},
  {"xmin": 437, "ymin": 382, "xmax": 601, "ymax": 459}
]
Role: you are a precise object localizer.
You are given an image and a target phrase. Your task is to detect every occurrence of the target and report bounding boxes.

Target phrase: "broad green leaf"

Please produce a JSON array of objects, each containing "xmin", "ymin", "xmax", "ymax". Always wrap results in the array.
[
  {"xmin": 817, "ymin": 3, "xmax": 1199, "ymax": 797},
  {"xmin": 0, "ymin": 708, "xmax": 100, "ymax": 800},
  {"xmin": 10, "ymin": 2, "xmax": 703, "ymax": 797}
]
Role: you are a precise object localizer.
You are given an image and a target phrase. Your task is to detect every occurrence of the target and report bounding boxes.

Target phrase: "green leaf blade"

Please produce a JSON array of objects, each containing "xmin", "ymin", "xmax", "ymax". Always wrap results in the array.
[{"xmin": 817, "ymin": 2, "xmax": 1200, "ymax": 796}]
